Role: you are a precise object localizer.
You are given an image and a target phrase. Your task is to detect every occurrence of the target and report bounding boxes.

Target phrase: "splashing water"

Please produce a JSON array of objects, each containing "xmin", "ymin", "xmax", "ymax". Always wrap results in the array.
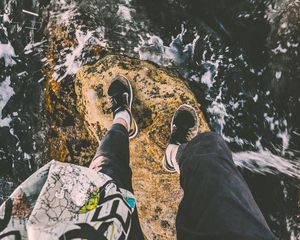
[
  {"xmin": 1, "ymin": 0, "xmax": 298, "ymax": 185},
  {"xmin": 233, "ymin": 151, "xmax": 300, "ymax": 181},
  {"xmin": 136, "ymin": 25, "xmax": 199, "ymax": 67},
  {"xmin": 47, "ymin": 0, "xmax": 300, "ymax": 184},
  {"xmin": 0, "ymin": 0, "xmax": 299, "ymax": 238},
  {"xmin": 0, "ymin": 76, "xmax": 14, "ymax": 127},
  {"xmin": 134, "ymin": 24, "xmax": 300, "ymax": 183}
]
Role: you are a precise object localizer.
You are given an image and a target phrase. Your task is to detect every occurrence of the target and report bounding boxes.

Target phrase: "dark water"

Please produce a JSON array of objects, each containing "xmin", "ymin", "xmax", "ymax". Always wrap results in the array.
[
  {"xmin": 0, "ymin": 0, "xmax": 48, "ymax": 199},
  {"xmin": 0, "ymin": 0, "xmax": 299, "ymax": 239}
]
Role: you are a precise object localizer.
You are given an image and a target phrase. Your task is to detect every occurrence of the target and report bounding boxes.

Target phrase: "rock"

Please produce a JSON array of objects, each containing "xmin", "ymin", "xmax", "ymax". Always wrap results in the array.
[
  {"xmin": 74, "ymin": 54, "xmax": 209, "ymax": 239},
  {"xmin": 43, "ymin": 3, "xmax": 210, "ymax": 238},
  {"xmin": 267, "ymin": 0, "xmax": 300, "ymax": 100}
]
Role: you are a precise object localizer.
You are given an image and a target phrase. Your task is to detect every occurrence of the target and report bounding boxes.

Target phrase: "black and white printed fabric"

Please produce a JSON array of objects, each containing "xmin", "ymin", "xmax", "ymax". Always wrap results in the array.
[{"xmin": 0, "ymin": 160, "xmax": 136, "ymax": 240}]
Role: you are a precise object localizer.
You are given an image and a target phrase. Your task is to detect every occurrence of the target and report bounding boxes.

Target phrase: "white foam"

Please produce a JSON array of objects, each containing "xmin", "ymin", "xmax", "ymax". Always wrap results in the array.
[
  {"xmin": 264, "ymin": 114, "xmax": 275, "ymax": 131},
  {"xmin": 3, "ymin": 13, "xmax": 10, "ymax": 23},
  {"xmin": 272, "ymin": 43, "xmax": 288, "ymax": 54},
  {"xmin": 22, "ymin": 9, "xmax": 39, "ymax": 17},
  {"xmin": 275, "ymin": 71, "xmax": 282, "ymax": 79},
  {"xmin": 253, "ymin": 94, "xmax": 258, "ymax": 102},
  {"xmin": 123, "ymin": 0, "xmax": 132, "ymax": 4},
  {"xmin": 55, "ymin": 28, "xmax": 105, "ymax": 82},
  {"xmin": 255, "ymin": 137, "xmax": 263, "ymax": 151},
  {"xmin": 201, "ymin": 70, "xmax": 214, "ymax": 88},
  {"xmin": 117, "ymin": 5, "xmax": 133, "ymax": 21},
  {"xmin": 17, "ymin": 71, "xmax": 27, "ymax": 77},
  {"xmin": 136, "ymin": 35, "xmax": 166, "ymax": 64},
  {"xmin": 207, "ymin": 88, "xmax": 228, "ymax": 135},
  {"xmin": 281, "ymin": 22, "xmax": 288, "ymax": 29},
  {"xmin": 136, "ymin": 25, "xmax": 199, "ymax": 66},
  {"xmin": 47, "ymin": 0, "xmax": 106, "ymax": 83},
  {"xmin": 0, "ymin": 76, "xmax": 15, "ymax": 127},
  {"xmin": 24, "ymin": 40, "xmax": 47, "ymax": 54},
  {"xmin": 277, "ymin": 120, "xmax": 290, "ymax": 155},
  {"xmin": 287, "ymin": 42, "xmax": 298, "ymax": 48},
  {"xmin": 0, "ymin": 43, "xmax": 16, "ymax": 66},
  {"xmin": 49, "ymin": 0, "xmax": 78, "ymax": 25},
  {"xmin": 233, "ymin": 150, "xmax": 300, "ymax": 180}
]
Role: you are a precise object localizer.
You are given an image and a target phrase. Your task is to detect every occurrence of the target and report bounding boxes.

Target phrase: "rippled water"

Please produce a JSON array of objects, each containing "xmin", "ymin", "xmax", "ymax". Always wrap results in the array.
[{"xmin": 0, "ymin": 0, "xmax": 299, "ymax": 239}]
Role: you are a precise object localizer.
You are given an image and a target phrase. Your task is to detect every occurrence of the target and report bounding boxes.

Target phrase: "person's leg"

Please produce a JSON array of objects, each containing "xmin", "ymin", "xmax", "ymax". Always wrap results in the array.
[
  {"xmin": 89, "ymin": 75, "xmax": 143, "ymax": 240},
  {"xmin": 175, "ymin": 132, "xmax": 277, "ymax": 240},
  {"xmin": 163, "ymin": 105, "xmax": 277, "ymax": 240},
  {"xmin": 90, "ymin": 122, "xmax": 131, "ymax": 190}
]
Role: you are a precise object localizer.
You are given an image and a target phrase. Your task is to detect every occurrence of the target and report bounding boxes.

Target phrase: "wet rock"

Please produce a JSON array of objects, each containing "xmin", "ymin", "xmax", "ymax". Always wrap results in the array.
[
  {"xmin": 74, "ymin": 54, "xmax": 209, "ymax": 238},
  {"xmin": 268, "ymin": 0, "xmax": 300, "ymax": 101},
  {"xmin": 267, "ymin": 0, "xmax": 300, "ymax": 150},
  {"xmin": 45, "ymin": 78, "xmax": 98, "ymax": 166},
  {"xmin": 43, "ymin": 19, "xmax": 209, "ymax": 238}
]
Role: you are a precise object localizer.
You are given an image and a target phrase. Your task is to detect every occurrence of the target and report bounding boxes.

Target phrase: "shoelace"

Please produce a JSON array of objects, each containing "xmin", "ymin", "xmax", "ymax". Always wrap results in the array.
[{"xmin": 109, "ymin": 93, "xmax": 129, "ymax": 112}]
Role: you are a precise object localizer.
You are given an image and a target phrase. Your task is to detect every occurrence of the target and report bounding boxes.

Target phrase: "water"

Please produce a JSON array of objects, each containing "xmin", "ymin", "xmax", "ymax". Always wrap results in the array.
[{"xmin": 0, "ymin": 0, "xmax": 299, "ymax": 239}]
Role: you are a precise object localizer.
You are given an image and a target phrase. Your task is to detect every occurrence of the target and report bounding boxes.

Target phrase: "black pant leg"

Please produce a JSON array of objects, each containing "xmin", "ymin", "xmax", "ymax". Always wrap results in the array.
[
  {"xmin": 91, "ymin": 123, "xmax": 144, "ymax": 240},
  {"xmin": 92, "ymin": 123, "xmax": 132, "ymax": 190},
  {"xmin": 175, "ymin": 132, "xmax": 277, "ymax": 240}
]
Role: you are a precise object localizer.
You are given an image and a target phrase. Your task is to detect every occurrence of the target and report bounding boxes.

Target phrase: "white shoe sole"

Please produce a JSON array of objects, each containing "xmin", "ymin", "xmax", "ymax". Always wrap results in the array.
[{"xmin": 121, "ymin": 75, "xmax": 139, "ymax": 140}]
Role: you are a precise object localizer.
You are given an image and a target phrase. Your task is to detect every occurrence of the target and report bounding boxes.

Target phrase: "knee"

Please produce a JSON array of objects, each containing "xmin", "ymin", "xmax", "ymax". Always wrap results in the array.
[
  {"xmin": 189, "ymin": 131, "xmax": 232, "ymax": 158},
  {"xmin": 193, "ymin": 131, "xmax": 225, "ymax": 145}
]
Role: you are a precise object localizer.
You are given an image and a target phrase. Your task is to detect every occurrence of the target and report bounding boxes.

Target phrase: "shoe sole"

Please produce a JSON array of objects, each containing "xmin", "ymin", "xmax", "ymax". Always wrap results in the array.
[
  {"xmin": 122, "ymin": 76, "xmax": 138, "ymax": 140},
  {"xmin": 162, "ymin": 104, "xmax": 199, "ymax": 173},
  {"xmin": 162, "ymin": 153, "xmax": 177, "ymax": 173}
]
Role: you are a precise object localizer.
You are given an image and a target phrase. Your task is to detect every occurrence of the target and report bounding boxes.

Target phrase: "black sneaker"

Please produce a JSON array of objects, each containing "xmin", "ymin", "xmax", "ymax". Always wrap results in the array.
[
  {"xmin": 163, "ymin": 104, "xmax": 199, "ymax": 172},
  {"xmin": 108, "ymin": 75, "xmax": 138, "ymax": 139}
]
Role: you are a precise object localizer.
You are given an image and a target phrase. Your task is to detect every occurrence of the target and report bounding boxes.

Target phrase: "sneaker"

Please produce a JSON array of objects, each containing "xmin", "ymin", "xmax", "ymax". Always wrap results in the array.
[
  {"xmin": 163, "ymin": 104, "xmax": 199, "ymax": 172},
  {"xmin": 108, "ymin": 75, "xmax": 138, "ymax": 139}
]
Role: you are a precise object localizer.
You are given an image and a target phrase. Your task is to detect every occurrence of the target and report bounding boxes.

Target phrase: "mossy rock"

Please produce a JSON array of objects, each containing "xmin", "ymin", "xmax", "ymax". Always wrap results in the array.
[{"xmin": 74, "ymin": 54, "xmax": 209, "ymax": 239}]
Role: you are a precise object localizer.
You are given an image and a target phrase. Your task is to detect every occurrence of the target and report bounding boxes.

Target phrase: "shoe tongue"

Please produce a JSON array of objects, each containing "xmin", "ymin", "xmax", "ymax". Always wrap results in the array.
[
  {"xmin": 108, "ymin": 80, "xmax": 128, "ymax": 96},
  {"xmin": 111, "ymin": 93, "xmax": 130, "ymax": 116},
  {"xmin": 113, "ymin": 93, "xmax": 127, "ymax": 106}
]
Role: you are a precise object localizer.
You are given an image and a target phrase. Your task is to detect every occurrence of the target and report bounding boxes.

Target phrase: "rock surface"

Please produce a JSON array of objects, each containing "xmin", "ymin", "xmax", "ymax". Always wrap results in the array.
[
  {"xmin": 267, "ymin": 0, "xmax": 300, "ymax": 100},
  {"xmin": 75, "ymin": 54, "xmax": 209, "ymax": 239},
  {"xmin": 42, "ymin": 4, "xmax": 210, "ymax": 238}
]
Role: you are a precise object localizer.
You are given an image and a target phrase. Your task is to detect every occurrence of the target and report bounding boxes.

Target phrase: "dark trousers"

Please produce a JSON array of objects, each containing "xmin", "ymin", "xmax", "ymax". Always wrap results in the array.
[
  {"xmin": 92, "ymin": 124, "xmax": 277, "ymax": 240},
  {"xmin": 92, "ymin": 124, "xmax": 144, "ymax": 239}
]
